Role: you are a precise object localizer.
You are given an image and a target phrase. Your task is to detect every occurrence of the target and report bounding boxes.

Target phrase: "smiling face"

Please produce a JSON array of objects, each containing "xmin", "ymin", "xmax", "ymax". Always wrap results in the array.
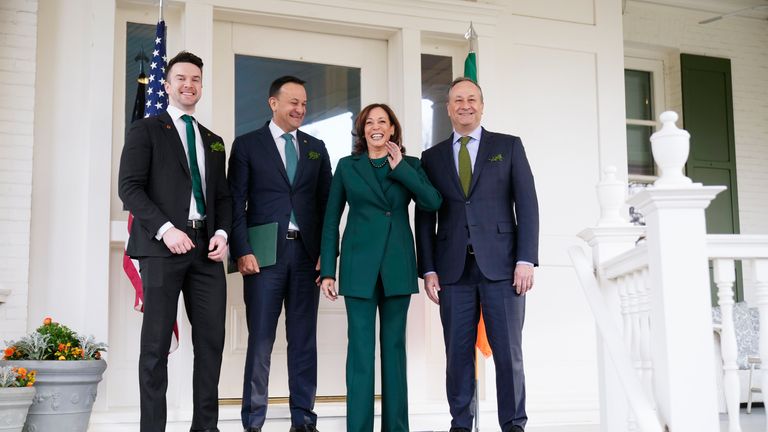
[
  {"xmin": 364, "ymin": 107, "xmax": 395, "ymax": 155},
  {"xmin": 164, "ymin": 61, "xmax": 202, "ymax": 113},
  {"xmin": 447, "ymin": 80, "xmax": 484, "ymax": 135},
  {"xmin": 269, "ymin": 82, "xmax": 307, "ymax": 133}
]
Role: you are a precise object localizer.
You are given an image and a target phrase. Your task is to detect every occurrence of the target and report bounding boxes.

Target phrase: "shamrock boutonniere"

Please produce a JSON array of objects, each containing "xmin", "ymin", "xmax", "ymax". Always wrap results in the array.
[
  {"xmin": 488, "ymin": 153, "xmax": 503, "ymax": 162},
  {"xmin": 209, "ymin": 142, "xmax": 225, "ymax": 152},
  {"xmin": 308, "ymin": 151, "xmax": 321, "ymax": 160}
]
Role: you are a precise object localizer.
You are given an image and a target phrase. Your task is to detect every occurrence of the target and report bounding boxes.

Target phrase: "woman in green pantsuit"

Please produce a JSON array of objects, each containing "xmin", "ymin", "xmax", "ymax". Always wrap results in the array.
[{"xmin": 320, "ymin": 103, "xmax": 442, "ymax": 432}]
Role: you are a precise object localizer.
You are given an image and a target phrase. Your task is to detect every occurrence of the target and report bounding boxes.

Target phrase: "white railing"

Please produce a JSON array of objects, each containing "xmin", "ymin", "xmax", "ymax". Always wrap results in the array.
[{"xmin": 573, "ymin": 111, "xmax": 768, "ymax": 432}]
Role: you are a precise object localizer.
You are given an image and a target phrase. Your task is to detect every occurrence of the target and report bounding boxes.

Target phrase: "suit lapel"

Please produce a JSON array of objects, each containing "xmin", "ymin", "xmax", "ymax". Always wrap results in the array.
[
  {"xmin": 468, "ymin": 128, "xmax": 493, "ymax": 196},
  {"xmin": 292, "ymin": 130, "xmax": 310, "ymax": 187},
  {"xmin": 437, "ymin": 136, "xmax": 464, "ymax": 198},
  {"xmin": 351, "ymin": 154, "xmax": 389, "ymax": 206},
  {"xmin": 159, "ymin": 111, "xmax": 190, "ymax": 178},
  {"xmin": 258, "ymin": 126, "xmax": 290, "ymax": 185},
  {"xmin": 198, "ymin": 122, "xmax": 215, "ymax": 195}
]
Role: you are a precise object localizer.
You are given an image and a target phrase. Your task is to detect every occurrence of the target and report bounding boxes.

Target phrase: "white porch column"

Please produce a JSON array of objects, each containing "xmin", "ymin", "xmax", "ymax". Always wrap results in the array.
[
  {"xmin": 579, "ymin": 167, "xmax": 644, "ymax": 432},
  {"xmin": 29, "ymin": 0, "xmax": 115, "ymax": 342},
  {"xmin": 629, "ymin": 112, "xmax": 723, "ymax": 431}
]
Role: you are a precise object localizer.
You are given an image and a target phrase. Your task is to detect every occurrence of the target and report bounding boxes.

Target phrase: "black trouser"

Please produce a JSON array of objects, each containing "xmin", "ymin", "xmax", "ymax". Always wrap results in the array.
[{"xmin": 138, "ymin": 226, "xmax": 226, "ymax": 432}]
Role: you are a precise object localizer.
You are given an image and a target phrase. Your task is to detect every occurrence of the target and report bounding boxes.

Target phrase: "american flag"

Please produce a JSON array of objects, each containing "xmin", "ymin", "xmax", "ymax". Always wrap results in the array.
[
  {"xmin": 144, "ymin": 21, "xmax": 168, "ymax": 118},
  {"xmin": 123, "ymin": 19, "xmax": 179, "ymax": 352}
]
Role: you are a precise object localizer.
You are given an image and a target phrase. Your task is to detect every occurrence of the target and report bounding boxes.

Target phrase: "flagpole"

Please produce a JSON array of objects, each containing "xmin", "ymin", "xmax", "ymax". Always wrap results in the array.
[{"xmin": 159, "ymin": 0, "xmax": 163, "ymax": 22}]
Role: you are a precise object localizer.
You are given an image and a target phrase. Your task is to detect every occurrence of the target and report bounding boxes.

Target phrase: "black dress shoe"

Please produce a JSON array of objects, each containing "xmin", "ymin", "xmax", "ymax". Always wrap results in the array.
[
  {"xmin": 449, "ymin": 428, "xmax": 470, "ymax": 432},
  {"xmin": 244, "ymin": 428, "xmax": 262, "ymax": 432},
  {"xmin": 191, "ymin": 429, "xmax": 220, "ymax": 432},
  {"xmin": 507, "ymin": 426, "xmax": 525, "ymax": 432},
  {"xmin": 289, "ymin": 425, "xmax": 318, "ymax": 432}
]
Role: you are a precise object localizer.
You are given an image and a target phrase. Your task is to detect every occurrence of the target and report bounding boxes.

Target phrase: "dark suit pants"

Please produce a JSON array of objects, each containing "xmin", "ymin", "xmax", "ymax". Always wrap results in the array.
[
  {"xmin": 241, "ymin": 239, "xmax": 320, "ymax": 428},
  {"xmin": 439, "ymin": 253, "xmax": 527, "ymax": 432},
  {"xmin": 138, "ymin": 227, "xmax": 226, "ymax": 432},
  {"xmin": 344, "ymin": 281, "xmax": 411, "ymax": 432}
]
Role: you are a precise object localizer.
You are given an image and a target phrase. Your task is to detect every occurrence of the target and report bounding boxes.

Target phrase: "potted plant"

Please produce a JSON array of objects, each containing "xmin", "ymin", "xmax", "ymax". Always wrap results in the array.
[
  {"xmin": 0, "ymin": 365, "xmax": 36, "ymax": 432},
  {"xmin": 1, "ymin": 317, "xmax": 107, "ymax": 432}
]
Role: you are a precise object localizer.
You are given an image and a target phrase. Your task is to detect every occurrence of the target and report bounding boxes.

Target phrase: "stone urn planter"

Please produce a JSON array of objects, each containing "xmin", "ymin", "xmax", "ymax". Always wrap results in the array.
[
  {"xmin": 0, "ymin": 386, "xmax": 36, "ymax": 432},
  {"xmin": 0, "ymin": 360, "xmax": 106, "ymax": 432}
]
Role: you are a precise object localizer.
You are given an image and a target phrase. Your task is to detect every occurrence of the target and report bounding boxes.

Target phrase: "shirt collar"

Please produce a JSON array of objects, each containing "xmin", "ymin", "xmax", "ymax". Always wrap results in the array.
[
  {"xmin": 166, "ymin": 105, "xmax": 194, "ymax": 122},
  {"xmin": 269, "ymin": 120, "xmax": 298, "ymax": 142},
  {"xmin": 452, "ymin": 125, "xmax": 482, "ymax": 145}
]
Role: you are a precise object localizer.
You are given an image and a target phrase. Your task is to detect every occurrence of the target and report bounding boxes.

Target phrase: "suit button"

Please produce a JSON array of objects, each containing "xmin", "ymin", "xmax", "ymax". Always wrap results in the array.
[
  {"xmin": 465, "ymin": 201, "xmax": 470, "ymax": 205},
  {"xmin": 385, "ymin": 211, "xmax": 391, "ymax": 217}
]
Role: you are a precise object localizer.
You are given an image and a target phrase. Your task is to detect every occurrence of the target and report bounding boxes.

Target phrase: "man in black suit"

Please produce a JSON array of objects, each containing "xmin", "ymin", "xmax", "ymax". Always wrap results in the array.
[
  {"xmin": 119, "ymin": 51, "xmax": 232, "ymax": 432},
  {"xmin": 228, "ymin": 76, "xmax": 332, "ymax": 432},
  {"xmin": 416, "ymin": 77, "xmax": 539, "ymax": 432}
]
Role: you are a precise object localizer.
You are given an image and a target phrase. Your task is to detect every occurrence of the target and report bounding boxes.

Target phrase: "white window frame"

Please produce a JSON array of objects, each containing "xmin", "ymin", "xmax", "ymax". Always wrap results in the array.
[{"xmin": 624, "ymin": 54, "xmax": 666, "ymax": 184}]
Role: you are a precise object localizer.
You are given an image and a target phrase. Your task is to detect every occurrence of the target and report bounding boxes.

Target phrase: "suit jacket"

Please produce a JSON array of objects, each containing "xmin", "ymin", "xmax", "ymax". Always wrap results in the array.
[
  {"xmin": 415, "ymin": 128, "xmax": 539, "ymax": 284},
  {"xmin": 228, "ymin": 123, "xmax": 332, "ymax": 262},
  {"xmin": 321, "ymin": 155, "xmax": 442, "ymax": 298},
  {"xmin": 118, "ymin": 111, "xmax": 232, "ymax": 258}
]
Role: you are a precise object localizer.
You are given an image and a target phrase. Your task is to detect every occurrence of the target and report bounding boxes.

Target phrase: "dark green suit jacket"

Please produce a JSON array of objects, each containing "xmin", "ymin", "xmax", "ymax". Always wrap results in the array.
[{"xmin": 321, "ymin": 154, "xmax": 442, "ymax": 298}]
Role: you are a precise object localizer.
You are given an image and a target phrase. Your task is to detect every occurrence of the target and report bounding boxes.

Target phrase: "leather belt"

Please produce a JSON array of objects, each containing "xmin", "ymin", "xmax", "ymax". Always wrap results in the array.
[
  {"xmin": 187, "ymin": 219, "xmax": 206, "ymax": 230},
  {"xmin": 286, "ymin": 230, "xmax": 300, "ymax": 240}
]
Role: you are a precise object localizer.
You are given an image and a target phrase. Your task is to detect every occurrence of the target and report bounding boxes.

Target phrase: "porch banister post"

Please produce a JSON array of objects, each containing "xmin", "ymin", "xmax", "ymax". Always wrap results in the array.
[
  {"xmin": 578, "ymin": 166, "xmax": 644, "ymax": 432},
  {"xmin": 629, "ymin": 111, "xmax": 724, "ymax": 431}
]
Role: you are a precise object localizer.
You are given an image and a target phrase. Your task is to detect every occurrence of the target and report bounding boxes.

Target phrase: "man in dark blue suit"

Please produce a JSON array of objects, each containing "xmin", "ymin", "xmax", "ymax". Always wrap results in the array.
[
  {"xmin": 416, "ymin": 77, "xmax": 539, "ymax": 432},
  {"xmin": 228, "ymin": 76, "xmax": 332, "ymax": 432}
]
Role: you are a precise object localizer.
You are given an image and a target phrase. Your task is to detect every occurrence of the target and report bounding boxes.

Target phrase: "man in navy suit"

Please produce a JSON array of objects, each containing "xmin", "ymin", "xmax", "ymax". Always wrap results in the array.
[
  {"xmin": 228, "ymin": 76, "xmax": 332, "ymax": 432},
  {"xmin": 416, "ymin": 77, "xmax": 539, "ymax": 432},
  {"xmin": 119, "ymin": 51, "xmax": 231, "ymax": 432}
]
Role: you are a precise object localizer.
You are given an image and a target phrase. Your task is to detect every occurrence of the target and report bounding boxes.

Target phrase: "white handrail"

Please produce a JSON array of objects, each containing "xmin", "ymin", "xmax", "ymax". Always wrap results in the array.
[{"xmin": 569, "ymin": 246, "xmax": 663, "ymax": 432}]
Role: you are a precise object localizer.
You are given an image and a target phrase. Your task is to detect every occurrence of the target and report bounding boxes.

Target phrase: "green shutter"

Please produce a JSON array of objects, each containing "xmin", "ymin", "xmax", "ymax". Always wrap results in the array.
[{"xmin": 680, "ymin": 53, "xmax": 741, "ymax": 302}]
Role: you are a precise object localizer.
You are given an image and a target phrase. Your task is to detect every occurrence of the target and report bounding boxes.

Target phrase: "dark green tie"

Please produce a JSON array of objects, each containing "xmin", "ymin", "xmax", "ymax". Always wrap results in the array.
[
  {"xmin": 458, "ymin": 136, "xmax": 472, "ymax": 196},
  {"xmin": 181, "ymin": 114, "xmax": 205, "ymax": 215},
  {"xmin": 283, "ymin": 133, "xmax": 298, "ymax": 226}
]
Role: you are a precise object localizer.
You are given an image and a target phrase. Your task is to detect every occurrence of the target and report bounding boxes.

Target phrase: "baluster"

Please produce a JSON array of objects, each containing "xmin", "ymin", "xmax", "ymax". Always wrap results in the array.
[
  {"xmin": 628, "ymin": 272, "xmax": 642, "ymax": 377},
  {"xmin": 617, "ymin": 275, "xmax": 638, "ymax": 432},
  {"xmin": 637, "ymin": 267, "xmax": 654, "ymax": 404},
  {"xmin": 751, "ymin": 258, "xmax": 768, "ymax": 432},
  {"xmin": 713, "ymin": 259, "xmax": 741, "ymax": 432}
]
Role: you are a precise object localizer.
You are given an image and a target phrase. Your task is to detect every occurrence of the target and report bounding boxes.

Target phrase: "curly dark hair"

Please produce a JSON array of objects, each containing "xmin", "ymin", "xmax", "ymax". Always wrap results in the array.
[{"xmin": 352, "ymin": 103, "xmax": 405, "ymax": 156}]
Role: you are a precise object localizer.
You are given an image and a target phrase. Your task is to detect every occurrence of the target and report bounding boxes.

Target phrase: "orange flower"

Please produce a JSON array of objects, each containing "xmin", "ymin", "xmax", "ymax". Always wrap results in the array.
[
  {"xmin": 58, "ymin": 343, "xmax": 65, "ymax": 351},
  {"xmin": 26, "ymin": 382, "xmax": 33, "ymax": 387},
  {"xmin": 17, "ymin": 367, "xmax": 27, "ymax": 378},
  {"xmin": 43, "ymin": 317, "xmax": 52, "ymax": 326},
  {"xmin": 95, "ymin": 351, "xmax": 101, "ymax": 360},
  {"xmin": 3, "ymin": 347, "xmax": 14, "ymax": 358}
]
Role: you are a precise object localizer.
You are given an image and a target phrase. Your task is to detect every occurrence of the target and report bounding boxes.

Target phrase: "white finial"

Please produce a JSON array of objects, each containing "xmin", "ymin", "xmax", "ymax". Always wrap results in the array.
[
  {"xmin": 596, "ymin": 166, "xmax": 628, "ymax": 226},
  {"xmin": 651, "ymin": 111, "xmax": 693, "ymax": 187}
]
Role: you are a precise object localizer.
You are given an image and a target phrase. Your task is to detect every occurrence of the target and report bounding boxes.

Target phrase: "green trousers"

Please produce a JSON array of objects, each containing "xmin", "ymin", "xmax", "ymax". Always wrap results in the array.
[{"xmin": 344, "ymin": 284, "xmax": 411, "ymax": 432}]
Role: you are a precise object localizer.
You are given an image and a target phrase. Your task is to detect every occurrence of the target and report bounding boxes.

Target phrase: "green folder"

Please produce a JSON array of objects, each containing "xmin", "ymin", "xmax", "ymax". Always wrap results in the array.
[{"xmin": 227, "ymin": 222, "xmax": 278, "ymax": 273}]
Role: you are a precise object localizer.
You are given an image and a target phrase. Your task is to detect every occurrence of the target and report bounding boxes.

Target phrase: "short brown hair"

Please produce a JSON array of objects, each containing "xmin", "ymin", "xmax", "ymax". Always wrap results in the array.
[
  {"xmin": 166, "ymin": 51, "xmax": 204, "ymax": 77},
  {"xmin": 449, "ymin": 76, "xmax": 483, "ymax": 102},
  {"xmin": 352, "ymin": 103, "xmax": 405, "ymax": 156}
]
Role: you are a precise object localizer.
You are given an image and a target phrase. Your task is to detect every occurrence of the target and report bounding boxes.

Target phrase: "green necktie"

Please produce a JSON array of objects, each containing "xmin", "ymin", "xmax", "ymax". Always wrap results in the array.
[
  {"xmin": 458, "ymin": 136, "xmax": 472, "ymax": 196},
  {"xmin": 283, "ymin": 133, "xmax": 298, "ymax": 226},
  {"xmin": 181, "ymin": 114, "xmax": 205, "ymax": 215}
]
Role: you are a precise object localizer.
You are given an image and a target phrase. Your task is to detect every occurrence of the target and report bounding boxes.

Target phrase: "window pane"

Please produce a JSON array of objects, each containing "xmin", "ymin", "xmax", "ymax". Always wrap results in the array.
[
  {"xmin": 627, "ymin": 124, "xmax": 654, "ymax": 175},
  {"xmin": 421, "ymin": 54, "xmax": 453, "ymax": 149},
  {"xmin": 235, "ymin": 55, "xmax": 360, "ymax": 170},
  {"xmin": 125, "ymin": 22, "xmax": 156, "ymax": 135},
  {"xmin": 625, "ymin": 69, "xmax": 653, "ymax": 120}
]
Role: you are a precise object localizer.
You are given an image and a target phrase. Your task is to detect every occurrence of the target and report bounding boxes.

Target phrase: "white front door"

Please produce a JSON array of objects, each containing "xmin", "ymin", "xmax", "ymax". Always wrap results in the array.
[{"xmin": 212, "ymin": 21, "xmax": 388, "ymax": 400}]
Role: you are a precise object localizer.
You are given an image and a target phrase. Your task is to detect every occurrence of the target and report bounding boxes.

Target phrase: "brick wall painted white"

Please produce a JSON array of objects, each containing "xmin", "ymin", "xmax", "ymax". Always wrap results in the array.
[
  {"xmin": 0, "ymin": 0, "xmax": 37, "ymax": 343},
  {"xmin": 624, "ymin": 2, "xmax": 768, "ymax": 234}
]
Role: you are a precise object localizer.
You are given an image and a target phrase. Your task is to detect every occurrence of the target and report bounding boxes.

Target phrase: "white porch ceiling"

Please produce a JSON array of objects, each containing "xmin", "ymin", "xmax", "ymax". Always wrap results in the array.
[{"xmin": 629, "ymin": 0, "xmax": 768, "ymax": 21}]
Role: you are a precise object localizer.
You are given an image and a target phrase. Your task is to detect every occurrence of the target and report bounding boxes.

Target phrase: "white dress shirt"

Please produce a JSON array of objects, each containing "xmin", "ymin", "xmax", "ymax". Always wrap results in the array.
[{"xmin": 269, "ymin": 120, "xmax": 300, "ymax": 231}]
